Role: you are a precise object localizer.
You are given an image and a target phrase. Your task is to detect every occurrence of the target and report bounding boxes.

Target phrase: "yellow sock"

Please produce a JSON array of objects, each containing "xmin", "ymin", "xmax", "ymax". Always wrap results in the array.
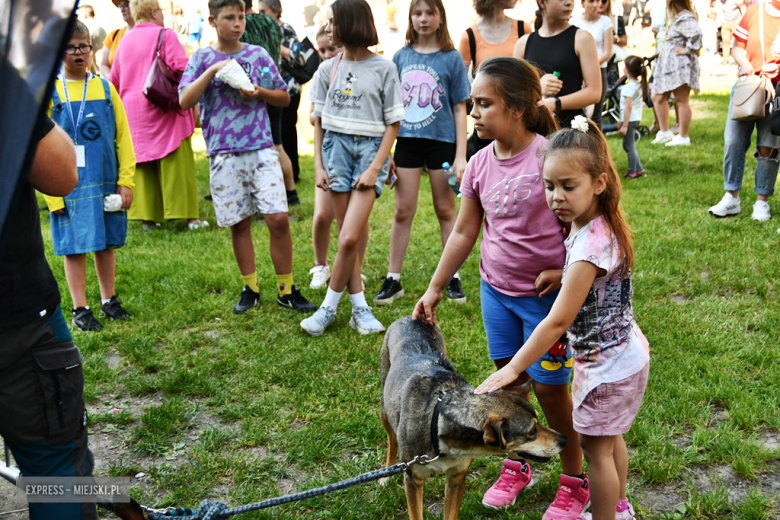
[
  {"xmin": 277, "ymin": 272, "xmax": 293, "ymax": 296},
  {"xmin": 241, "ymin": 272, "xmax": 259, "ymax": 293}
]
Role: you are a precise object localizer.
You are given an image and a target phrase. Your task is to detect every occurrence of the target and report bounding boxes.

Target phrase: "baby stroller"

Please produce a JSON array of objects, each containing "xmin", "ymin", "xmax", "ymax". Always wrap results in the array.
[{"xmin": 601, "ymin": 74, "xmax": 650, "ymax": 142}]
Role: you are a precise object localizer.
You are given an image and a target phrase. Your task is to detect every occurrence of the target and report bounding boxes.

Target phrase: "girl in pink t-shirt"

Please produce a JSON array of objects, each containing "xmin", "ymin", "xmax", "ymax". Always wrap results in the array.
[
  {"xmin": 413, "ymin": 57, "xmax": 590, "ymax": 519},
  {"xmin": 475, "ymin": 117, "xmax": 650, "ymax": 520}
]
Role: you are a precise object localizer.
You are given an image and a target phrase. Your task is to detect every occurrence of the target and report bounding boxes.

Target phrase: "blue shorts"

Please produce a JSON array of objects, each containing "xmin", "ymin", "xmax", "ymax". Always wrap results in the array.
[
  {"xmin": 189, "ymin": 32, "xmax": 201, "ymax": 44},
  {"xmin": 481, "ymin": 279, "xmax": 573, "ymax": 386},
  {"xmin": 322, "ymin": 131, "xmax": 389, "ymax": 198}
]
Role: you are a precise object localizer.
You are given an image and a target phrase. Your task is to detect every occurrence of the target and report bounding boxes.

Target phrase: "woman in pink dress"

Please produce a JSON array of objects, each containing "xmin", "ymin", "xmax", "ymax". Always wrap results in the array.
[{"xmin": 110, "ymin": 0, "xmax": 206, "ymax": 230}]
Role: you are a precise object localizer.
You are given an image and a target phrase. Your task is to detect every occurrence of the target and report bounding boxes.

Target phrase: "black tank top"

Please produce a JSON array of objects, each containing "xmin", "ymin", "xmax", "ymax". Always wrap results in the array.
[{"xmin": 524, "ymin": 25, "xmax": 584, "ymax": 128}]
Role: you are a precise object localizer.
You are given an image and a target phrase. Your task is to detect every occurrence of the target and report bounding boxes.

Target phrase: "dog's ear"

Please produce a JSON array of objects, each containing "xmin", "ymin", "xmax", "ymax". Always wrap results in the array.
[
  {"xmin": 504, "ymin": 378, "xmax": 533, "ymax": 397},
  {"xmin": 483, "ymin": 417, "xmax": 507, "ymax": 449}
]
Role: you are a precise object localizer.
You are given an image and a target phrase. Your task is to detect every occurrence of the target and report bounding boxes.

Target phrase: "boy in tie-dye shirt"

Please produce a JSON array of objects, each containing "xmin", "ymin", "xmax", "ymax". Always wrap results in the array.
[{"xmin": 179, "ymin": 0, "xmax": 315, "ymax": 314}]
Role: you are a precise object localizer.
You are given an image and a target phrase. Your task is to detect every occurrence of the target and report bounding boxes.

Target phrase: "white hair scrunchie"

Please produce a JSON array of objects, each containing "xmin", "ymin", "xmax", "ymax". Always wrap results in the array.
[{"xmin": 571, "ymin": 115, "xmax": 589, "ymax": 133}]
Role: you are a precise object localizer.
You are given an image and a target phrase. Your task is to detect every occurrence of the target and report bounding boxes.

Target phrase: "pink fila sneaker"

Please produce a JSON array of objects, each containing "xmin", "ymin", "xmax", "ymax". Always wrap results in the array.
[
  {"xmin": 482, "ymin": 459, "xmax": 534, "ymax": 509},
  {"xmin": 578, "ymin": 500, "xmax": 636, "ymax": 520},
  {"xmin": 543, "ymin": 474, "xmax": 591, "ymax": 520}
]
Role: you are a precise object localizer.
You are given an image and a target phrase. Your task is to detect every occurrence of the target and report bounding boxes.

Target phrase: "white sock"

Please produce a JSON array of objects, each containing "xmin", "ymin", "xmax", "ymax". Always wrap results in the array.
[
  {"xmin": 453, "ymin": 272, "xmax": 460, "ymax": 279},
  {"xmin": 387, "ymin": 272, "xmax": 401, "ymax": 281},
  {"xmin": 101, "ymin": 298, "xmax": 111, "ymax": 305},
  {"xmin": 349, "ymin": 291, "xmax": 368, "ymax": 309},
  {"xmin": 321, "ymin": 288, "xmax": 343, "ymax": 310}
]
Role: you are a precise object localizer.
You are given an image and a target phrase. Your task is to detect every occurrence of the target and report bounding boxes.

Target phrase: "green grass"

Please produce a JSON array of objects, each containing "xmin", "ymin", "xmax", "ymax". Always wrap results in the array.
[{"xmin": 36, "ymin": 91, "xmax": 780, "ymax": 519}]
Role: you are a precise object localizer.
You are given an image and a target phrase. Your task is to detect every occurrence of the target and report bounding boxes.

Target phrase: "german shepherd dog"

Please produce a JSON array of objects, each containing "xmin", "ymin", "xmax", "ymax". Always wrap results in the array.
[{"xmin": 380, "ymin": 316, "xmax": 567, "ymax": 520}]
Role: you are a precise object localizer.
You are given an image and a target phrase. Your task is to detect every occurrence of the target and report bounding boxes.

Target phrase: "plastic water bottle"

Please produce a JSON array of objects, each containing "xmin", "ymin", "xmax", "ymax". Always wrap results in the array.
[
  {"xmin": 259, "ymin": 66, "xmax": 274, "ymax": 89},
  {"xmin": 442, "ymin": 162, "xmax": 460, "ymax": 197}
]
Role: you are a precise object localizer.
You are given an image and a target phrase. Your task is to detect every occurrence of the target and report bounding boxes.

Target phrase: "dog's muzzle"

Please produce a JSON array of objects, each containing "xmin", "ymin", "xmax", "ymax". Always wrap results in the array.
[{"xmin": 513, "ymin": 452, "xmax": 553, "ymax": 463}]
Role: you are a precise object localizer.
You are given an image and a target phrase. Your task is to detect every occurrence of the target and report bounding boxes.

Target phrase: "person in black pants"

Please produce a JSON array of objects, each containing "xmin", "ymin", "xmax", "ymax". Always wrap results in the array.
[
  {"xmin": 257, "ymin": 0, "xmax": 305, "ymax": 185},
  {"xmin": 1, "ymin": 114, "xmax": 96, "ymax": 520}
]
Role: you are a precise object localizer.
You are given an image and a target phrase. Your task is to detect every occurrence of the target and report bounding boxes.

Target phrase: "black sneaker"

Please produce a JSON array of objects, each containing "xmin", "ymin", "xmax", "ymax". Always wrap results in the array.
[
  {"xmin": 446, "ymin": 277, "xmax": 466, "ymax": 304},
  {"xmin": 204, "ymin": 194, "xmax": 213, "ymax": 201},
  {"xmin": 286, "ymin": 189, "xmax": 301, "ymax": 206},
  {"xmin": 72, "ymin": 307, "xmax": 104, "ymax": 332},
  {"xmin": 373, "ymin": 277, "xmax": 404, "ymax": 306},
  {"xmin": 100, "ymin": 295, "xmax": 131, "ymax": 320},
  {"xmin": 277, "ymin": 285, "xmax": 316, "ymax": 312},
  {"xmin": 234, "ymin": 285, "xmax": 261, "ymax": 314}
]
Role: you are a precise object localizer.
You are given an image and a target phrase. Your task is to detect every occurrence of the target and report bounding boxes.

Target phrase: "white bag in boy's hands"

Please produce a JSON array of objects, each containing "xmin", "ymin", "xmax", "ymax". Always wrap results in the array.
[
  {"xmin": 216, "ymin": 59, "xmax": 255, "ymax": 92},
  {"xmin": 104, "ymin": 194, "xmax": 124, "ymax": 212}
]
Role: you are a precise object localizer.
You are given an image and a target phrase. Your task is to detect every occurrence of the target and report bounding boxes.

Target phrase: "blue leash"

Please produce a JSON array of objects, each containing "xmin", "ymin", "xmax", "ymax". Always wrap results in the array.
[{"xmin": 135, "ymin": 455, "xmax": 439, "ymax": 520}]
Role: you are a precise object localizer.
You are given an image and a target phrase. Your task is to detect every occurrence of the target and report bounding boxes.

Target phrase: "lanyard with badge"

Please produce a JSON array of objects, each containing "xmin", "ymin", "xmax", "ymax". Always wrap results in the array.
[{"xmin": 62, "ymin": 73, "xmax": 90, "ymax": 168}]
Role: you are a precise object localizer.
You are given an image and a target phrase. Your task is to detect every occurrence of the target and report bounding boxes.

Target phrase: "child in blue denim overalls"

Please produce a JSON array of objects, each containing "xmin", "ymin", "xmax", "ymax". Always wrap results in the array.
[{"xmin": 44, "ymin": 21, "xmax": 136, "ymax": 332}]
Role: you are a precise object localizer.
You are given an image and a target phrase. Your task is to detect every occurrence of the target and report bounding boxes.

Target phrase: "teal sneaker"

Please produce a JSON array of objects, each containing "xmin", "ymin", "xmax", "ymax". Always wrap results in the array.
[
  {"xmin": 301, "ymin": 306, "xmax": 336, "ymax": 336},
  {"xmin": 349, "ymin": 306, "xmax": 385, "ymax": 335}
]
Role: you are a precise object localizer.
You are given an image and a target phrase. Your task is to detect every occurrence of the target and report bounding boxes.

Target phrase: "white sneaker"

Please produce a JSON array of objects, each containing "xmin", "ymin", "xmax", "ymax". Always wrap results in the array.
[
  {"xmin": 309, "ymin": 265, "xmax": 331, "ymax": 289},
  {"xmin": 652, "ymin": 130, "xmax": 674, "ymax": 144},
  {"xmin": 665, "ymin": 135, "xmax": 691, "ymax": 146},
  {"xmin": 349, "ymin": 306, "xmax": 385, "ymax": 335},
  {"xmin": 752, "ymin": 200, "xmax": 771, "ymax": 221},
  {"xmin": 708, "ymin": 193, "xmax": 741, "ymax": 217}
]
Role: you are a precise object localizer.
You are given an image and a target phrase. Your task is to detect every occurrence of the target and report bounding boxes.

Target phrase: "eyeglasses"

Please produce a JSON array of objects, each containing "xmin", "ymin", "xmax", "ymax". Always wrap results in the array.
[
  {"xmin": 118, "ymin": 3, "xmax": 130, "ymax": 9},
  {"xmin": 65, "ymin": 44, "xmax": 93, "ymax": 54},
  {"xmin": 600, "ymin": 0, "xmax": 608, "ymax": 4}
]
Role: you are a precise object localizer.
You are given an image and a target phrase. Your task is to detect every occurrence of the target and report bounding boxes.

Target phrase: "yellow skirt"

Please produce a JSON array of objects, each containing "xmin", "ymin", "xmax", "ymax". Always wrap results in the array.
[{"xmin": 128, "ymin": 137, "xmax": 199, "ymax": 222}]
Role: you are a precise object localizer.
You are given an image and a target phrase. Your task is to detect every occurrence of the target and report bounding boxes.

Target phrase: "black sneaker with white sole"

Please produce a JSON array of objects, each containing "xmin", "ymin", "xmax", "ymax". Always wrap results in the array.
[
  {"xmin": 446, "ymin": 277, "xmax": 466, "ymax": 303},
  {"xmin": 72, "ymin": 307, "xmax": 104, "ymax": 332},
  {"xmin": 373, "ymin": 277, "xmax": 404, "ymax": 306},
  {"xmin": 277, "ymin": 285, "xmax": 316, "ymax": 312},
  {"xmin": 100, "ymin": 295, "xmax": 131, "ymax": 320},
  {"xmin": 234, "ymin": 285, "xmax": 261, "ymax": 314}
]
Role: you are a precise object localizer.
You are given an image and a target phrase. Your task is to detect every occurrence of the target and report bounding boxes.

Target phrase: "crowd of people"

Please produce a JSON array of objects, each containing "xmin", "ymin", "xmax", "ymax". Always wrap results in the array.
[{"xmin": 9, "ymin": 0, "xmax": 779, "ymax": 518}]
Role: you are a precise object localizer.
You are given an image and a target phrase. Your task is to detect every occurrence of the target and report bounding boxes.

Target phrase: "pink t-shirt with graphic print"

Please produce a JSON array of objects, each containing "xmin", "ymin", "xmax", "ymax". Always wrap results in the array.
[
  {"xmin": 563, "ymin": 216, "xmax": 650, "ymax": 408},
  {"xmin": 459, "ymin": 135, "xmax": 566, "ymax": 297}
]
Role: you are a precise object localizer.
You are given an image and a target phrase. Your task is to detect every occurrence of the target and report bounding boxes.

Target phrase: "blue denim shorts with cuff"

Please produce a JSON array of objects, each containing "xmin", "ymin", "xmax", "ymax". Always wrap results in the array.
[
  {"xmin": 481, "ymin": 279, "xmax": 573, "ymax": 386},
  {"xmin": 322, "ymin": 130, "xmax": 389, "ymax": 198}
]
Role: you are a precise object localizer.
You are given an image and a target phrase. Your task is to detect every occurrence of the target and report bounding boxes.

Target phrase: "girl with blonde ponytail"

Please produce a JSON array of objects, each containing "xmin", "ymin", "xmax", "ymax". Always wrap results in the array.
[{"xmin": 476, "ymin": 117, "xmax": 650, "ymax": 520}]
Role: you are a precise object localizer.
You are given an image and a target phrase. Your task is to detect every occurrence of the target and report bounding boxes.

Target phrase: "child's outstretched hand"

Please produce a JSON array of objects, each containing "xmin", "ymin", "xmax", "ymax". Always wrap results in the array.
[
  {"xmin": 535, "ymin": 269, "xmax": 562, "ymax": 297},
  {"xmin": 474, "ymin": 364, "xmax": 521, "ymax": 394},
  {"xmin": 412, "ymin": 288, "xmax": 442, "ymax": 325}
]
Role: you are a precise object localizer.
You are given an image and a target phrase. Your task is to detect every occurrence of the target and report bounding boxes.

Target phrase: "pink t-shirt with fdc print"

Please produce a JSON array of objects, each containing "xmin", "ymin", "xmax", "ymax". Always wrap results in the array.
[{"xmin": 459, "ymin": 134, "xmax": 566, "ymax": 297}]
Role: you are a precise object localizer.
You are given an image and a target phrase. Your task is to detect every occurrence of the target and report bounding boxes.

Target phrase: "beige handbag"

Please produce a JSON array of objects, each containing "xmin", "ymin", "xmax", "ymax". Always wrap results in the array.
[{"xmin": 731, "ymin": 1, "xmax": 775, "ymax": 121}]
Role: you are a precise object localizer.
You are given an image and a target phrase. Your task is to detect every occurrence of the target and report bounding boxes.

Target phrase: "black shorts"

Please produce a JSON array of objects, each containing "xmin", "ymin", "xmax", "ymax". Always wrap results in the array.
[
  {"xmin": 267, "ymin": 104, "xmax": 283, "ymax": 145},
  {"xmin": 393, "ymin": 137, "xmax": 456, "ymax": 170}
]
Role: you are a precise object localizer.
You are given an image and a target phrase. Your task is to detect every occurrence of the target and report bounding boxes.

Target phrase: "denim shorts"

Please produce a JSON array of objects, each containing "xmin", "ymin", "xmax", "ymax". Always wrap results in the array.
[
  {"xmin": 481, "ymin": 279, "xmax": 573, "ymax": 386},
  {"xmin": 322, "ymin": 131, "xmax": 389, "ymax": 197}
]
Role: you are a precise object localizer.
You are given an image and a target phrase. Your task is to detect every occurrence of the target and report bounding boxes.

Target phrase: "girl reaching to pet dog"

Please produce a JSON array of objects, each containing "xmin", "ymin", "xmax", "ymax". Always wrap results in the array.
[
  {"xmin": 474, "ymin": 116, "xmax": 651, "ymax": 520},
  {"xmin": 413, "ymin": 56, "xmax": 591, "ymax": 520}
]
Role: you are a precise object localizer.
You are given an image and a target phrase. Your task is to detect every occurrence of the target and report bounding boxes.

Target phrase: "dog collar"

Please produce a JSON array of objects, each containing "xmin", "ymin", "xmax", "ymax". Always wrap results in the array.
[{"xmin": 430, "ymin": 391, "xmax": 445, "ymax": 457}]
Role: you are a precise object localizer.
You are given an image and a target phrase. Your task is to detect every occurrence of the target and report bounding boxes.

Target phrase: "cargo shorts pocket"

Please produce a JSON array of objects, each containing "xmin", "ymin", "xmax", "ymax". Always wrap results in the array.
[{"xmin": 31, "ymin": 343, "xmax": 87, "ymax": 445}]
